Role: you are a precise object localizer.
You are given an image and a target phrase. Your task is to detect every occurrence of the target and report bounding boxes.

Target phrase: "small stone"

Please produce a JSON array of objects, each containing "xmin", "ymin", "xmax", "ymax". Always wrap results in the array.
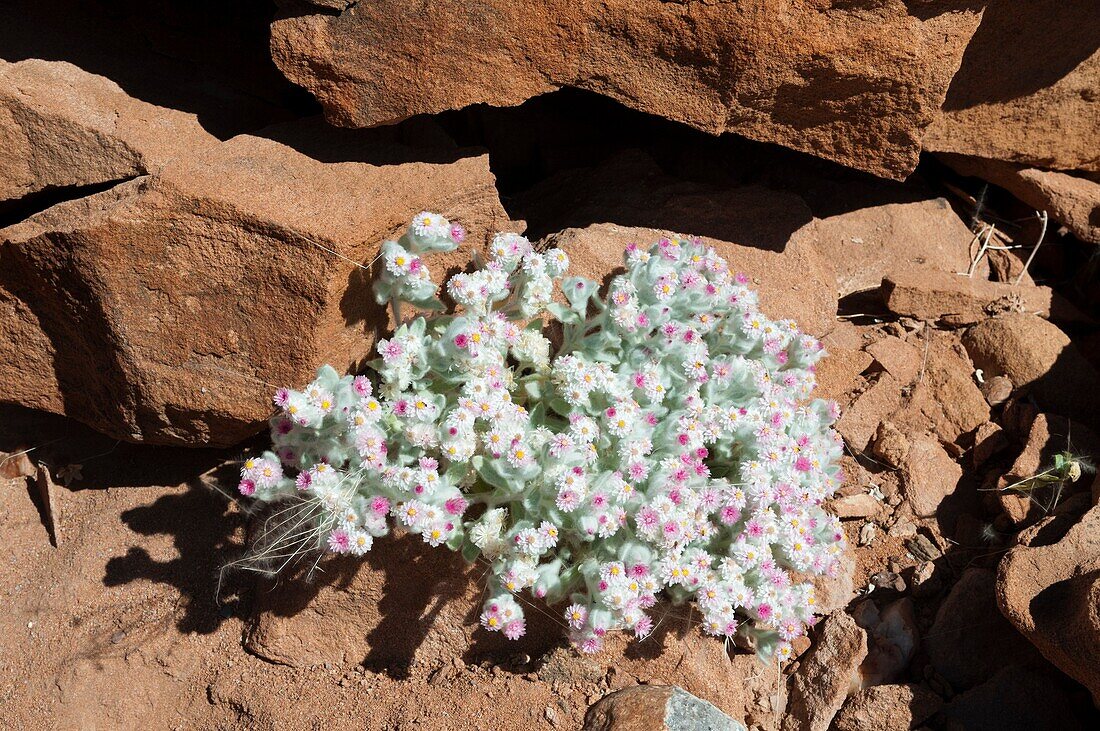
[
  {"xmin": 859, "ymin": 522, "xmax": 877, "ymax": 546},
  {"xmin": 871, "ymin": 421, "xmax": 909, "ymax": 469},
  {"xmin": 888, "ymin": 521, "xmax": 915, "ymax": 538},
  {"xmin": 833, "ymin": 683, "xmax": 942, "ymax": 731},
  {"xmin": 980, "ymin": 374, "xmax": 1013, "ymax": 406},
  {"xmin": 905, "ymin": 534, "xmax": 942, "ymax": 562},
  {"xmin": 869, "ymin": 572, "xmax": 906, "ymax": 594},
  {"xmin": 829, "ymin": 493, "xmax": 882, "ymax": 520}
]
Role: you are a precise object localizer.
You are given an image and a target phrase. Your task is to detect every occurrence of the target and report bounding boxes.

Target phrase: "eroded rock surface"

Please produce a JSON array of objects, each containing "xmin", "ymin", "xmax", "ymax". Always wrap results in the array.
[{"xmin": 269, "ymin": 0, "xmax": 984, "ymax": 179}]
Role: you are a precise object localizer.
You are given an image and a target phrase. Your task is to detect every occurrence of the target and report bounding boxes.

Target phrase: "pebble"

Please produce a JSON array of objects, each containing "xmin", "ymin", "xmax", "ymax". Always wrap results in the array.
[{"xmin": 859, "ymin": 522, "xmax": 877, "ymax": 546}]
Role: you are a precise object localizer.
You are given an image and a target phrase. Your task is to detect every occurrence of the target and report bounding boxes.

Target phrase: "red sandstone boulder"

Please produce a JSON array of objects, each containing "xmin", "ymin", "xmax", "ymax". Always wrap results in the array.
[{"xmin": 269, "ymin": 0, "xmax": 983, "ymax": 179}]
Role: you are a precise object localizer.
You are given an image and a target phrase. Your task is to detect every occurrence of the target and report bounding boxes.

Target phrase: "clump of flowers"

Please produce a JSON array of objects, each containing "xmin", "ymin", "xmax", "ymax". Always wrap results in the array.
[{"xmin": 239, "ymin": 212, "xmax": 846, "ymax": 660}]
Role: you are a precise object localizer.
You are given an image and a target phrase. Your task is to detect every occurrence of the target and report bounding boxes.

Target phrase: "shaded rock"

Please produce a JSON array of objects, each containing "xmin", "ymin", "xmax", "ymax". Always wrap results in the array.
[
  {"xmin": 972, "ymin": 421, "xmax": 1008, "ymax": 468},
  {"xmin": 881, "ymin": 266, "xmax": 1080, "ymax": 326},
  {"xmin": 781, "ymin": 612, "xmax": 867, "ymax": 731},
  {"xmin": 997, "ymin": 502, "xmax": 1100, "ymax": 704},
  {"xmin": 924, "ymin": 2, "xmax": 1100, "ymax": 174},
  {"xmin": 925, "ymin": 568, "xmax": 1040, "ymax": 690},
  {"xmin": 940, "ymin": 155, "xmax": 1100, "ymax": 244},
  {"xmin": 270, "ymin": 0, "xmax": 984, "ymax": 179},
  {"xmin": 852, "ymin": 599, "xmax": 918, "ymax": 686},
  {"xmin": 0, "ymin": 60, "xmax": 218, "ymax": 205},
  {"xmin": 900, "ymin": 436, "xmax": 962, "ymax": 518},
  {"xmin": 980, "ymin": 374, "xmax": 1013, "ymax": 406},
  {"xmin": 832, "ymin": 683, "xmax": 942, "ymax": 731},
  {"xmin": 582, "ymin": 685, "xmax": 746, "ymax": 731},
  {"xmin": 837, "ymin": 375, "xmax": 903, "ymax": 454},
  {"xmin": 865, "ymin": 336, "xmax": 922, "ymax": 385},
  {"xmin": 816, "ymin": 198, "xmax": 984, "ymax": 296},
  {"xmin": 962, "ymin": 314, "xmax": 1100, "ymax": 426},
  {"xmin": 1, "ymin": 122, "xmax": 509, "ymax": 445},
  {"xmin": 939, "ymin": 664, "xmax": 1085, "ymax": 731}
]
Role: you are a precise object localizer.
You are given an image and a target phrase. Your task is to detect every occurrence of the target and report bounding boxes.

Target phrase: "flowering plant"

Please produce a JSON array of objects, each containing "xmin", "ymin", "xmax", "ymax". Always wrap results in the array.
[{"xmin": 239, "ymin": 212, "xmax": 846, "ymax": 660}]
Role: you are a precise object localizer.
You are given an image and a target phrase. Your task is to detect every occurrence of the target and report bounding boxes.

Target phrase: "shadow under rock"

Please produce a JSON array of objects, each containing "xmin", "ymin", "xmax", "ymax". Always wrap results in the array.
[
  {"xmin": 510, "ymin": 149, "xmax": 814, "ymax": 249},
  {"xmin": 103, "ymin": 464, "xmax": 250, "ymax": 634},
  {"xmin": 0, "ymin": 0, "xmax": 307, "ymax": 138}
]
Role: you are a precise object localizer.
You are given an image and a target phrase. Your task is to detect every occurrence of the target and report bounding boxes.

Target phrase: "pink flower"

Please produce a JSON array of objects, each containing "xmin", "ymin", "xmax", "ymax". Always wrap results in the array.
[
  {"xmin": 503, "ymin": 619, "xmax": 526, "ymax": 640},
  {"xmin": 370, "ymin": 496, "xmax": 391, "ymax": 515},
  {"xmin": 295, "ymin": 472, "xmax": 312, "ymax": 491},
  {"xmin": 273, "ymin": 388, "xmax": 291, "ymax": 407},
  {"xmin": 327, "ymin": 529, "xmax": 351, "ymax": 553},
  {"xmin": 238, "ymin": 479, "xmax": 256, "ymax": 496},
  {"xmin": 454, "ymin": 333, "xmax": 469, "ymax": 348},
  {"xmin": 352, "ymin": 376, "xmax": 372, "ymax": 397},
  {"xmin": 450, "ymin": 224, "xmax": 466, "ymax": 243},
  {"xmin": 794, "ymin": 456, "xmax": 812, "ymax": 472},
  {"xmin": 444, "ymin": 497, "xmax": 468, "ymax": 516}
]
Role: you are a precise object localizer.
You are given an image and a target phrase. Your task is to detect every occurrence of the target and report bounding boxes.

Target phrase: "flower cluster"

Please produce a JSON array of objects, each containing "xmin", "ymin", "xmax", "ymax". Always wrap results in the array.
[{"xmin": 241, "ymin": 211, "xmax": 846, "ymax": 660}]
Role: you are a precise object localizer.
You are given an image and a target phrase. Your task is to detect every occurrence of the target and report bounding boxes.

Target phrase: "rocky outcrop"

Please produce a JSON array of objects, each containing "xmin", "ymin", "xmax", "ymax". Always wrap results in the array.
[
  {"xmin": 925, "ymin": 1, "xmax": 1100, "ymax": 173},
  {"xmin": 997, "ymin": 503, "xmax": 1100, "ymax": 704},
  {"xmin": 0, "ymin": 68, "xmax": 511, "ymax": 446},
  {"xmin": 269, "ymin": 0, "xmax": 984, "ymax": 180}
]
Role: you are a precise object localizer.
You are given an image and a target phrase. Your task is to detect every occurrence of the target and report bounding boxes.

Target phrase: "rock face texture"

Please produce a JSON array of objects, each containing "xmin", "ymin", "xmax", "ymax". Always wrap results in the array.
[
  {"xmin": 925, "ymin": 1, "xmax": 1100, "ymax": 173},
  {"xmin": 0, "ymin": 65, "xmax": 511, "ymax": 446},
  {"xmin": 269, "ymin": 0, "xmax": 984, "ymax": 179},
  {"xmin": 997, "ymin": 503, "xmax": 1100, "ymax": 705},
  {"xmin": 0, "ymin": 60, "xmax": 219, "ymax": 205},
  {"xmin": 814, "ymin": 198, "xmax": 984, "ymax": 297},
  {"xmin": 832, "ymin": 684, "xmax": 941, "ymax": 731}
]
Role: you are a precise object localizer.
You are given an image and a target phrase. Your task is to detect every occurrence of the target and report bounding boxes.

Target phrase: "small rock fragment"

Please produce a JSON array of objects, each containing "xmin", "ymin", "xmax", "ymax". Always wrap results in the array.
[
  {"xmin": 971, "ymin": 422, "xmax": 1008, "ymax": 468},
  {"xmin": 900, "ymin": 436, "xmax": 963, "ymax": 518},
  {"xmin": 980, "ymin": 374, "xmax": 1013, "ymax": 406},
  {"xmin": 858, "ymin": 522, "xmax": 877, "ymax": 546},
  {"xmin": 871, "ymin": 421, "xmax": 909, "ymax": 469},
  {"xmin": 829, "ymin": 493, "xmax": 882, "ymax": 520}
]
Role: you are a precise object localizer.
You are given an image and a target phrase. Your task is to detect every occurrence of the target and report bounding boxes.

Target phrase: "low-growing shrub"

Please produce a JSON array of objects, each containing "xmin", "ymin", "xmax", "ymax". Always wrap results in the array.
[{"xmin": 239, "ymin": 212, "xmax": 846, "ymax": 660}]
